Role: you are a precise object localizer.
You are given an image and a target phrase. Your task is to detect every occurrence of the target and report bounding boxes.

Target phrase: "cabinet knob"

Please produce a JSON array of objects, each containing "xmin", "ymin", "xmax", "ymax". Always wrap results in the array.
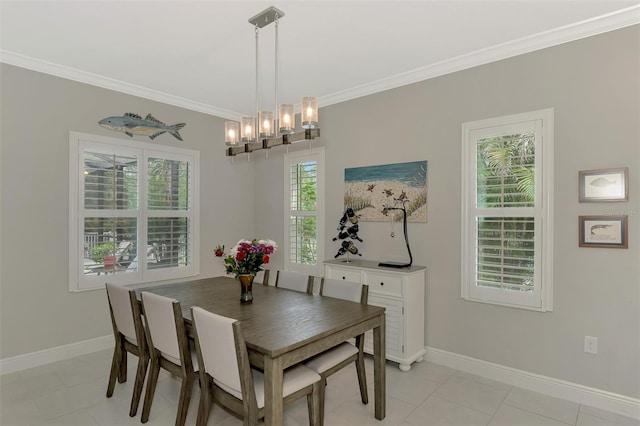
[
  {"xmin": 342, "ymin": 276, "xmax": 346, "ymax": 280},
  {"xmin": 380, "ymin": 282, "xmax": 384, "ymax": 286}
]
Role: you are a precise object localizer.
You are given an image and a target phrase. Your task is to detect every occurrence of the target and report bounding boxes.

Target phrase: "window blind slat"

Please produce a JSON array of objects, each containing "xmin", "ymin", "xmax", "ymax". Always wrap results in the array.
[{"xmin": 475, "ymin": 215, "xmax": 535, "ymax": 292}]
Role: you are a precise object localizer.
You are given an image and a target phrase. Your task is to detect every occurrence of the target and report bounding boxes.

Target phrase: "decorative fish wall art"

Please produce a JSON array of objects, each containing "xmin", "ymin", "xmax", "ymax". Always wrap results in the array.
[{"xmin": 99, "ymin": 113, "xmax": 186, "ymax": 141}]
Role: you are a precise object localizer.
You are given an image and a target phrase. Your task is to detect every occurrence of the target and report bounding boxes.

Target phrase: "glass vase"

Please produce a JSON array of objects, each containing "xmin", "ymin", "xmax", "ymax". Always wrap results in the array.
[{"xmin": 238, "ymin": 274, "xmax": 254, "ymax": 303}]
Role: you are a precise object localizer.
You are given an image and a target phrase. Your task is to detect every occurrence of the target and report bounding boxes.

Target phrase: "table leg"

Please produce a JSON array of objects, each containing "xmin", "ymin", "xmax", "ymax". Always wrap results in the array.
[
  {"xmin": 263, "ymin": 355, "xmax": 284, "ymax": 426},
  {"xmin": 373, "ymin": 313, "xmax": 386, "ymax": 420}
]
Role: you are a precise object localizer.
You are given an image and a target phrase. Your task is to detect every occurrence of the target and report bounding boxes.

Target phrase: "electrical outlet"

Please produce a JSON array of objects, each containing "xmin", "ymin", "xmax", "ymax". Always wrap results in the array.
[{"xmin": 584, "ymin": 336, "xmax": 598, "ymax": 354}]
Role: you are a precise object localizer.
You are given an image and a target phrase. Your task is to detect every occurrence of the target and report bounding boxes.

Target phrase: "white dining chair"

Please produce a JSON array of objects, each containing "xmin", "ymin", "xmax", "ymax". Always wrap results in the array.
[
  {"xmin": 254, "ymin": 269, "xmax": 270, "ymax": 286},
  {"xmin": 140, "ymin": 291, "xmax": 199, "ymax": 426},
  {"xmin": 304, "ymin": 277, "xmax": 369, "ymax": 424},
  {"xmin": 274, "ymin": 270, "xmax": 314, "ymax": 293},
  {"xmin": 191, "ymin": 306, "xmax": 323, "ymax": 426},
  {"xmin": 105, "ymin": 283, "xmax": 149, "ymax": 417}
]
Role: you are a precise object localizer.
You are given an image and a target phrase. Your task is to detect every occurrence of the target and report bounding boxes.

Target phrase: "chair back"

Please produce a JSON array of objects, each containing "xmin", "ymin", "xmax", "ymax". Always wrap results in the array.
[
  {"xmin": 275, "ymin": 270, "xmax": 313, "ymax": 293},
  {"xmin": 254, "ymin": 269, "xmax": 270, "ymax": 286},
  {"xmin": 192, "ymin": 307, "xmax": 243, "ymax": 398},
  {"xmin": 320, "ymin": 278, "xmax": 368, "ymax": 304},
  {"xmin": 141, "ymin": 291, "xmax": 182, "ymax": 362},
  {"xmin": 106, "ymin": 283, "xmax": 139, "ymax": 342}
]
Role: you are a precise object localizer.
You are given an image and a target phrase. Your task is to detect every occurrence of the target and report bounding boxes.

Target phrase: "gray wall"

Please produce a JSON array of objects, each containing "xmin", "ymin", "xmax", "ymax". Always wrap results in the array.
[
  {"xmin": 0, "ymin": 64, "xmax": 255, "ymax": 358},
  {"xmin": 1, "ymin": 25, "xmax": 638, "ymax": 399},
  {"xmin": 255, "ymin": 26, "xmax": 640, "ymax": 398}
]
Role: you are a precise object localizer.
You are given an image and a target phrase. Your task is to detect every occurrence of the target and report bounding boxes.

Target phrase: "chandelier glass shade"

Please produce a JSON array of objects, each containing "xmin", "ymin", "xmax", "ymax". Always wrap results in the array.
[
  {"xmin": 278, "ymin": 103, "xmax": 294, "ymax": 134},
  {"xmin": 225, "ymin": 121, "xmax": 239, "ymax": 144},
  {"xmin": 240, "ymin": 117, "xmax": 256, "ymax": 143},
  {"xmin": 224, "ymin": 6, "xmax": 320, "ymax": 156}
]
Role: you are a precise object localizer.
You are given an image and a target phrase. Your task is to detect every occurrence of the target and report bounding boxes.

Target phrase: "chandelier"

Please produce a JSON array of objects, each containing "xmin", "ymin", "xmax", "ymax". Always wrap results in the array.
[{"xmin": 224, "ymin": 6, "xmax": 320, "ymax": 157}]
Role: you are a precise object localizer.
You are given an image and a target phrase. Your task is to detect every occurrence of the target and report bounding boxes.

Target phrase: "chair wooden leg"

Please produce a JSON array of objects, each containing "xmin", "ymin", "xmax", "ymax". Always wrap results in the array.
[
  {"xmin": 118, "ymin": 346, "xmax": 128, "ymax": 383},
  {"xmin": 196, "ymin": 377, "xmax": 212, "ymax": 426},
  {"xmin": 307, "ymin": 391, "xmax": 314, "ymax": 426},
  {"xmin": 355, "ymin": 356, "xmax": 368, "ymax": 404},
  {"xmin": 106, "ymin": 344, "xmax": 121, "ymax": 397},
  {"xmin": 129, "ymin": 354, "xmax": 149, "ymax": 417},
  {"xmin": 141, "ymin": 359, "xmax": 160, "ymax": 423},
  {"xmin": 310, "ymin": 378, "xmax": 325, "ymax": 426},
  {"xmin": 175, "ymin": 375, "xmax": 194, "ymax": 426},
  {"xmin": 244, "ymin": 408, "xmax": 259, "ymax": 426}
]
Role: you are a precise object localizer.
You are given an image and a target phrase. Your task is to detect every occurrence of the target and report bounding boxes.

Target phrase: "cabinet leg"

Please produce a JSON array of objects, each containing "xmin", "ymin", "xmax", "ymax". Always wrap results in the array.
[
  {"xmin": 416, "ymin": 356, "xmax": 424, "ymax": 363},
  {"xmin": 398, "ymin": 363, "xmax": 411, "ymax": 372}
]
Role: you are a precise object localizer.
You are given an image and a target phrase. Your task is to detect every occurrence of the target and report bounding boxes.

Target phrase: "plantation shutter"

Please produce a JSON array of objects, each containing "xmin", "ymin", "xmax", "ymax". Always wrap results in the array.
[
  {"xmin": 82, "ymin": 149, "xmax": 139, "ymax": 277},
  {"xmin": 476, "ymin": 133, "xmax": 535, "ymax": 208},
  {"xmin": 475, "ymin": 132, "xmax": 536, "ymax": 293},
  {"xmin": 284, "ymin": 148, "xmax": 324, "ymax": 276},
  {"xmin": 289, "ymin": 160, "xmax": 318, "ymax": 265},
  {"xmin": 70, "ymin": 132, "xmax": 199, "ymax": 291},
  {"xmin": 146, "ymin": 155, "xmax": 193, "ymax": 272},
  {"xmin": 462, "ymin": 110, "xmax": 553, "ymax": 311},
  {"xmin": 476, "ymin": 217, "xmax": 535, "ymax": 292}
]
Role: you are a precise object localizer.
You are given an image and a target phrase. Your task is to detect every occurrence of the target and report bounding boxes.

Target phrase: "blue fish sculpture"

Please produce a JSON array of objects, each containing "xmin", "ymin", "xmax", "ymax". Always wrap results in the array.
[{"xmin": 99, "ymin": 113, "xmax": 186, "ymax": 141}]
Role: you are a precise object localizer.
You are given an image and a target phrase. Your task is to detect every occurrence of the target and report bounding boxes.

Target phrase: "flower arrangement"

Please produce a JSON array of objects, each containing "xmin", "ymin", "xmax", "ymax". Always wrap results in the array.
[{"xmin": 215, "ymin": 239, "xmax": 277, "ymax": 278}]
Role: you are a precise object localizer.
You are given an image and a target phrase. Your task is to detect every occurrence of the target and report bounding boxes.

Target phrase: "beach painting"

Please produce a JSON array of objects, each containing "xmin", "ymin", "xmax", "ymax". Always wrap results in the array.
[{"xmin": 344, "ymin": 160, "xmax": 427, "ymax": 222}]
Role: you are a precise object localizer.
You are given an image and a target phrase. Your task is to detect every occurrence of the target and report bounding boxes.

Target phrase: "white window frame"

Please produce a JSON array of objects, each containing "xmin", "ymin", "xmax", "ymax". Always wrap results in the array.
[
  {"xmin": 283, "ymin": 147, "xmax": 325, "ymax": 276},
  {"xmin": 461, "ymin": 109, "xmax": 553, "ymax": 311},
  {"xmin": 69, "ymin": 131, "xmax": 200, "ymax": 292}
]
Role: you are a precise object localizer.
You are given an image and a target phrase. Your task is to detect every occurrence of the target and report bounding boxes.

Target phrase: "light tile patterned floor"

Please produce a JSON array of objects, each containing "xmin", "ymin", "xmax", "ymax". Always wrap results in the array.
[{"xmin": 1, "ymin": 349, "xmax": 638, "ymax": 426}]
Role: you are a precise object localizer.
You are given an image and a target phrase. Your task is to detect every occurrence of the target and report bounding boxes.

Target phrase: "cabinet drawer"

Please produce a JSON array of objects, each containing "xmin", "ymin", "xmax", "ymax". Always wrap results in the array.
[
  {"xmin": 326, "ymin": 267, "xmax": 362, "ymax": 282},
  {"xmin": 364, "ymin": 272, "xmax": 403, "ymax": 297}
]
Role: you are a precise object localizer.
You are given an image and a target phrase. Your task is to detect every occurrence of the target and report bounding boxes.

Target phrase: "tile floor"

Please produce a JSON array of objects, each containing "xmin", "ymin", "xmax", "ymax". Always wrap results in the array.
[{"xmin": 1, "ymin": 349, "xmax": 638, "ymax": 426}]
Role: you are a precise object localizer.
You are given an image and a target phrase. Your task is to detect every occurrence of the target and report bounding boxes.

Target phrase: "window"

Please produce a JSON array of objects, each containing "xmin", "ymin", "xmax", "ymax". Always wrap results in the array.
[
  {"xmin": 69, "ymin": 132, "xmax": 199, "ymax": 291},
  {"xmin": 284, "ymin": 147, "xmax": 324, "ymax": 276},
  {"xmin": 461, "ymin": 109, "xmax": 553, "ymax": 311}
]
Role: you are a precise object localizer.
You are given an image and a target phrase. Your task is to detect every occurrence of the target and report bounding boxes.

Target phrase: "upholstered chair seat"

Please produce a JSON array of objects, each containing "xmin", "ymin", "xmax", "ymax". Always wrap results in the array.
[{"xmin": 304, "ymin": 343, "xmax": 359, "ymax": 373}]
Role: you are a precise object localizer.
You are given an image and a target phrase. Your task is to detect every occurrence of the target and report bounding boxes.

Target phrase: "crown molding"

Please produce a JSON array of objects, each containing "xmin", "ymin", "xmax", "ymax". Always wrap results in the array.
[
  {"xmin": 1, "ymin": 5, "xmax": 638, "ymax": 116},
  {"xmin": 0, "ymin": 50, "xmax": 243, "ymax": 121},
  {"xmin": 319, "ymin": 5, "xmax": 640, "ymax": 107}
]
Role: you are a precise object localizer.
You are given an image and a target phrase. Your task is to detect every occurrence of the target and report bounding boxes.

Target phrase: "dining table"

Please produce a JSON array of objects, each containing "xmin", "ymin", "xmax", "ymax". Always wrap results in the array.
[{"xmin": 135, "ymin": 276, "xmax": 386, "ymax": 426}]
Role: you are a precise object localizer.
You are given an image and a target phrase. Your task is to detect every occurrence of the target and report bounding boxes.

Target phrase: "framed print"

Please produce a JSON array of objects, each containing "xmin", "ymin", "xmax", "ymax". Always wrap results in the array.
[
  {"xmin": 344, "ymin": 160, "xmax": 427, "ymax": 222},
  {"xmin": 579, "ymin": 215, "xmax": 628, "ymax": 249},
  {"xmin": 579, "ymin": 167, "xmax": 628, "ymax": 202}
]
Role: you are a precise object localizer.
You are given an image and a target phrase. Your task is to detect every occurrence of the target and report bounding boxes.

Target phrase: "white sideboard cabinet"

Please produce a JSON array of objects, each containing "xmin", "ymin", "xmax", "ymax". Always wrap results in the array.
[{"xmin": 324, "ymin": 259, "xmax": 426, "ymax": 371}]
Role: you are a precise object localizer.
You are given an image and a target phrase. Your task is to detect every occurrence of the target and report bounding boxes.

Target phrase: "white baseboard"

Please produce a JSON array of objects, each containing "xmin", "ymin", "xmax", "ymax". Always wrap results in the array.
[
  {"xmin": 425, "ymin": 346, "xmax": 640, "ymax": 421},
  {"xmin": 2, "ymin": 339, "xmax": 638, "ymax": 420},
  {"xmin": 0, "ymin": 335, "xmax": 113, "ymax": 375}
]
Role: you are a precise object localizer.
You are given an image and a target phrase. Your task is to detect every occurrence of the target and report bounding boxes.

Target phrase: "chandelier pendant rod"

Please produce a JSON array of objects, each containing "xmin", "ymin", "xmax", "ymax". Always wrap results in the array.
[
  {"xmin": 255, "ymin": 24, "xmax": 260, "ymax": 141},
  {"xmin": 275, "ymin": 14, "xmax": 279, "ymax": 139}
]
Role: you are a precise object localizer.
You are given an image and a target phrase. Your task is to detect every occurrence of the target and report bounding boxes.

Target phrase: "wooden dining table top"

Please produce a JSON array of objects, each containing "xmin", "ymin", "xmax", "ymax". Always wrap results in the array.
[{"xmin": 135, "ymin": 276, "xmax": 386, "ymax": 359}]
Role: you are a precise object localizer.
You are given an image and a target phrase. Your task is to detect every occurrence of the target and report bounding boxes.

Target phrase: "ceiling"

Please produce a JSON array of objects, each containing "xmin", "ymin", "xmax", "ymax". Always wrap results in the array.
[{"xmin": 2, "ymin": 1, "xmax": 639, "ymax": 120}]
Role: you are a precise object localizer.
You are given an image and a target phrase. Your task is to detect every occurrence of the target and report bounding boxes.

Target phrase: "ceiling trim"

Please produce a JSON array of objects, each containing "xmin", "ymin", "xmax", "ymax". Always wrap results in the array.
[
  {"xmin": 319, "ymin": 5, "xmax": 640, "ymax": 107},
  {"xmin": 0, "ymin": 50, "xmax": 243, "ymax": 121},
  {"xmin": 1, "ymin": 5, "xmax": 638, "ymax": 118}
]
